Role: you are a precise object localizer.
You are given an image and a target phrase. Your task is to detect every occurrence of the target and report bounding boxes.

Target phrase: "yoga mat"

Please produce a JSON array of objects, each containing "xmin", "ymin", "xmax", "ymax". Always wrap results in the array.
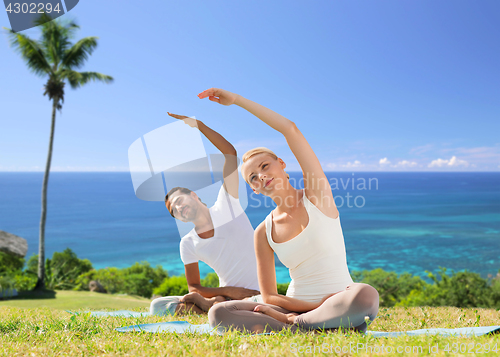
[
  {"xmin": 115, "ymin": 320, "xmax": 500, "ymax": 337},
  {"xmin": 67, "ymin": 310, "xmax": 151, "ymax": 318}
]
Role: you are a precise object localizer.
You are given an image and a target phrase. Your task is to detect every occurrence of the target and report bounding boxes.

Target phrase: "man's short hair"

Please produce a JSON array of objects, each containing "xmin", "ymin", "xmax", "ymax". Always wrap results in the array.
[{"xmin": 165, "ymin": 187, "xmax": 207, "ymax": 217}]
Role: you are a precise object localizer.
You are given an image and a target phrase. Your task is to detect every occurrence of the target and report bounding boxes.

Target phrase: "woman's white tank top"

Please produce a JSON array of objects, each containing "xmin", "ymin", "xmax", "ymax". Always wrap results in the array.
[{"xmin": 265, "ymin": 189, "xmax": 353, "ymax": 303}]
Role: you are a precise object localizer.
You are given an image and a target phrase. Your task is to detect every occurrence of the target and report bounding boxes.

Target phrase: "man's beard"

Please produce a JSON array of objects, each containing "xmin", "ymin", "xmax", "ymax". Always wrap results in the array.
[{"xmin": 184, "ymin": 205, "xmax": 198, "ymax": 222}]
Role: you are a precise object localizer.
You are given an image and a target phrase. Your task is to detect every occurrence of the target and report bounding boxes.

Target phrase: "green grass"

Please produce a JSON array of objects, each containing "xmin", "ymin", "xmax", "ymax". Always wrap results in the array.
[
  {"xmin": 0, "ymin": 292, "xmax": 499, "ymax": 356},
  {"xmin": 0, "ymin": 290, "xmax": 150, "ymax": 310}
]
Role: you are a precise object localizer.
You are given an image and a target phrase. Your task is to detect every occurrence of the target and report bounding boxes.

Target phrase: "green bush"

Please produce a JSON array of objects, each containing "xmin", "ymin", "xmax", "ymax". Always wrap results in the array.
[
  {"xmin": 200, "ymin": 272, "xmax": 219, "ymax": 288},
  {"xmin": 0, "ymin": 275, "xmax": 15, "ymax": 292},
  {"xmin": 76, "ymin": 267, "xmax": 120, "ymax": 293},
  {"xmin": 0, "ymin": 252, "xmax": 24, "ymax": 275},
  {"xmin": 277, "ymin": 282, "xmax": 289, "ymax": 295},
  {"xmin": 352, "ymin": 268, "xmax": 426, "ymax": 307},
  {"xmin": 24, "ymin": 249, "xmax": 94, "ymax": 290},
  {"xmin": 26, "ymin": 254, "xmax": 38, "ymax": 274},
  {"xmin": 490, "ymin": 272, "xmax": 500, "ymax": 309},
  {"xmin": 12, "ymin": 273, "xmax": 37, "ymax": 291},
  {"xmin": 153, "ymin": 275, "xmax": 189, "ymax": 296},
  {"xmin": 48, "ymin": 249, "xmax": 93, "ymax": 290},
  {"xmin": 0, "ymin": 252, "xmax": 32, "ymax": 292},
  {"xmin": 399, "ymin": 267, "xmax": 494, "ymax": 308},
  {"xmin": 122, "ymin": 273, "xmax": 151, "ymax": 297},
  {"xmin": 123, "ymin": 262, "xmax": 168, "ymax": 291},
  {"xmin": 75, "ymin": 262, "xmax": 168, "ymax": 298}
]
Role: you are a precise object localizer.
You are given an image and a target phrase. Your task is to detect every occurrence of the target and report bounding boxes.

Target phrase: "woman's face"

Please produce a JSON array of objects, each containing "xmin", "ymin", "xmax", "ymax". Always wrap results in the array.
[{"xmin": 241, "ymin": 153, "xmax": 286, "ymax": 195}]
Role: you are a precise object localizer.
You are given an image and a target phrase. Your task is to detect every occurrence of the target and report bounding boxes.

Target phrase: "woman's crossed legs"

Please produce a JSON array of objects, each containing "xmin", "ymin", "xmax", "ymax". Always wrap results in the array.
[{"xmin": 208, "ymin": 283, "xmax": 379, "ymax": 333}]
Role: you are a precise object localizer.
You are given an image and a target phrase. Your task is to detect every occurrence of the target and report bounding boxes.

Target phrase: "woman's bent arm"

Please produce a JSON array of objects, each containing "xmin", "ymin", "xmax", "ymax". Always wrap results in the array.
[{"xmin": 254, "ymin": 222, "xmax": 322, "ymax": 313}]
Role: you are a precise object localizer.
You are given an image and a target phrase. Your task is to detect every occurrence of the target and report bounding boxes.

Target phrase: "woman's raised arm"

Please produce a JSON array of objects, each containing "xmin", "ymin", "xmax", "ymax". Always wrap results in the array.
[{"xmin": 198, "ymin": 88, "xmax": 337, "ymax": 217}]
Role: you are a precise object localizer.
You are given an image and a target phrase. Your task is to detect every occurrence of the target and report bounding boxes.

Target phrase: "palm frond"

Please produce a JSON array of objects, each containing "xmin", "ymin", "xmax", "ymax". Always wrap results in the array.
[
  {"xmin": 61, "ymin": 37, "xmax": 98, "ymax": 69},
  {"xmin": 37, "ymin": 14, "xmax": 79, "ymax": 68},
  {"xmin": 64, "ymin": 71, "xmax": 113, "ymax": 89},
  {"xmin": 3, "ymin": 27, "xmax": 52, "ymax": 76}
]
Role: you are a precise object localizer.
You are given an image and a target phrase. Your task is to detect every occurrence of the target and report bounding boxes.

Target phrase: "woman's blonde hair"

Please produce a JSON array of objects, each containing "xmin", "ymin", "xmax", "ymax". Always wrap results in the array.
[{"xmin": 242, "ymin": 147, "xmax": 290, "ymax": 182}]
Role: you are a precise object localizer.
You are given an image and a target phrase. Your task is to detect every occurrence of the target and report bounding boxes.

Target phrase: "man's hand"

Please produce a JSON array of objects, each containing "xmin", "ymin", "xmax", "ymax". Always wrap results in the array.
[
  {"xmin": 223, "ymin": 286, "xmax": 260, "ymax": 300},
  {"xmin": 167, "ymin": 112, "xmax": 199, "ymax": 127},
  {"xmin": 197, "ymin": 88, "xmax": 240, "ymax": 106}
]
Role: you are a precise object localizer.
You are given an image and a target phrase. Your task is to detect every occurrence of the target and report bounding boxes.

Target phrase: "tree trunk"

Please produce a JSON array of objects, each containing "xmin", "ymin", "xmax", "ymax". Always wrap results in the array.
[{"xmin": 34, "ymin": 98, "xmax": 58, "ymax": 291}]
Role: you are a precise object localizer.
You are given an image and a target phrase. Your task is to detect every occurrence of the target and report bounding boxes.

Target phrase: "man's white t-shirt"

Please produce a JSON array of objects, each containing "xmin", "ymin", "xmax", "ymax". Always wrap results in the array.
[{"xmin": 179, "ymin": 185, "xmax": 259, "ymax": 290}]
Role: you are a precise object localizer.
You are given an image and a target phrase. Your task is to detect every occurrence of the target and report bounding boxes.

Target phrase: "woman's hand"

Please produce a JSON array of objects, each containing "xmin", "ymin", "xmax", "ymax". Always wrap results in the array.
[
  {"xmin": 167, "ymin": 112, "xmax": 198, "ymax": 128},
  {"xmin": 198, "ymin": 88, "xmax": 240, "ymax": 106},
  {"xmin": 253, "ymin": 305, "xmax": 298, "ymax": 324}
]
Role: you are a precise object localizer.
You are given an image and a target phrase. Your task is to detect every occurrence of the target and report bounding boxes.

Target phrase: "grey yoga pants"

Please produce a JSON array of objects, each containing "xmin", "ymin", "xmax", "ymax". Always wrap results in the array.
[{"xmin": 208, "ymin": 283, "xmax": 379, "ymax": 333}]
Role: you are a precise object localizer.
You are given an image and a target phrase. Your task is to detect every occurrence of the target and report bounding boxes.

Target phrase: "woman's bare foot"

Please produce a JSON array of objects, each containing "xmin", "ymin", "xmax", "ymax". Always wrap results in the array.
[{"xmin": 253, "ymin": 305, "xmax": 298, "ymax": 324}]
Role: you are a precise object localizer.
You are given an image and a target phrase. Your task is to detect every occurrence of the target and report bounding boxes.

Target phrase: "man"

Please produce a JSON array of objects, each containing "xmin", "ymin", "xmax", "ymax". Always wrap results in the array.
[{"xmin": 150, "ymin": 113, "xmax": 260, "ymax": 315}]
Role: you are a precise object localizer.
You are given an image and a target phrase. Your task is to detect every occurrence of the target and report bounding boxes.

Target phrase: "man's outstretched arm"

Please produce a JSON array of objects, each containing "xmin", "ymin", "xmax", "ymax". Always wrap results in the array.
[
  {"xmin": 167, "ymin": 113, "xmax": 239, "ymax": 199},
  {"xmin": 184, "ymin": 262, "xmax": 259, "ymax": 300}
]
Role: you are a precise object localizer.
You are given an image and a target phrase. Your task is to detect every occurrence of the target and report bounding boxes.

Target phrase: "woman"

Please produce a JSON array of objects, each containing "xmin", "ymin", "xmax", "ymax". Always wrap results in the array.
[{"xmin": 198, "ymin": 88, "xmax": 379, "ymax": 333}]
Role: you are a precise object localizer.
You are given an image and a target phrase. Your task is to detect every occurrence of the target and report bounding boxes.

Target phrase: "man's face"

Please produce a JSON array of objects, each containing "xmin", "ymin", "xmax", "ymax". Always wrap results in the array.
[{"xmin": 166, "ymin": 191, "xmax": 200, "ymax": 222}]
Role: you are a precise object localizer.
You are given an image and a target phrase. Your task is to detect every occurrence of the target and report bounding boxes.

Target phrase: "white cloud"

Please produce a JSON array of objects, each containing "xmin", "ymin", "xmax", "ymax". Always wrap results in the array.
[
  {"xmin": 420, "ymin": 145, "xmax": 499, "ymax": 168},
  {"xmin": 324, "ymin": 163, "xmax": 337, "ymax": 169},
  {"xmin": 343, "ymin": 160, "xmax": 362, "ymax": 168},
  {"xmin": 394, "ymin": 160, "xmax": 418, "ymax": 168},
  {"xmin": 428, "ymin": 158, "xmax": 450, "ymax": 168},
  {"xmin": 428, "ymin": 156, "xmax": 469, "ymax": 168},
  {"xmin": 408, "ymin": 144, "xmax": 500, "ymax": 169},
  {"xmin": 379, "ymin": 157, "xmax": 391, "ymax": 165},
  {"xmin": 448, "ymin": 156, "xmax": 469, "ymax": 167}
]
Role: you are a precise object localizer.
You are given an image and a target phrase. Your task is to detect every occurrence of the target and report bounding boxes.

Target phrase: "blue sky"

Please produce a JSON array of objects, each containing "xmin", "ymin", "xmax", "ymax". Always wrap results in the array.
[{"xmin": 1, "ymin": 0, "xmax": 499, "ymax": 172}]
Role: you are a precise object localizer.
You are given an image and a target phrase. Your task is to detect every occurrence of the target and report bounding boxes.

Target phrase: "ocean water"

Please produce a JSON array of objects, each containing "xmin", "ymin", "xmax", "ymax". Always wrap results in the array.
[{"xmin": 0, "ymin": 172, "xmax": 499, "ymax": 283}]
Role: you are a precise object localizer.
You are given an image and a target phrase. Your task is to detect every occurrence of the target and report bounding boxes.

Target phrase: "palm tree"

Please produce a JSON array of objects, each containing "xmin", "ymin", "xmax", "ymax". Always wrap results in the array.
[{"xmin": 4, "ymin": 14, "xmax": 113, "ymax": 290}]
